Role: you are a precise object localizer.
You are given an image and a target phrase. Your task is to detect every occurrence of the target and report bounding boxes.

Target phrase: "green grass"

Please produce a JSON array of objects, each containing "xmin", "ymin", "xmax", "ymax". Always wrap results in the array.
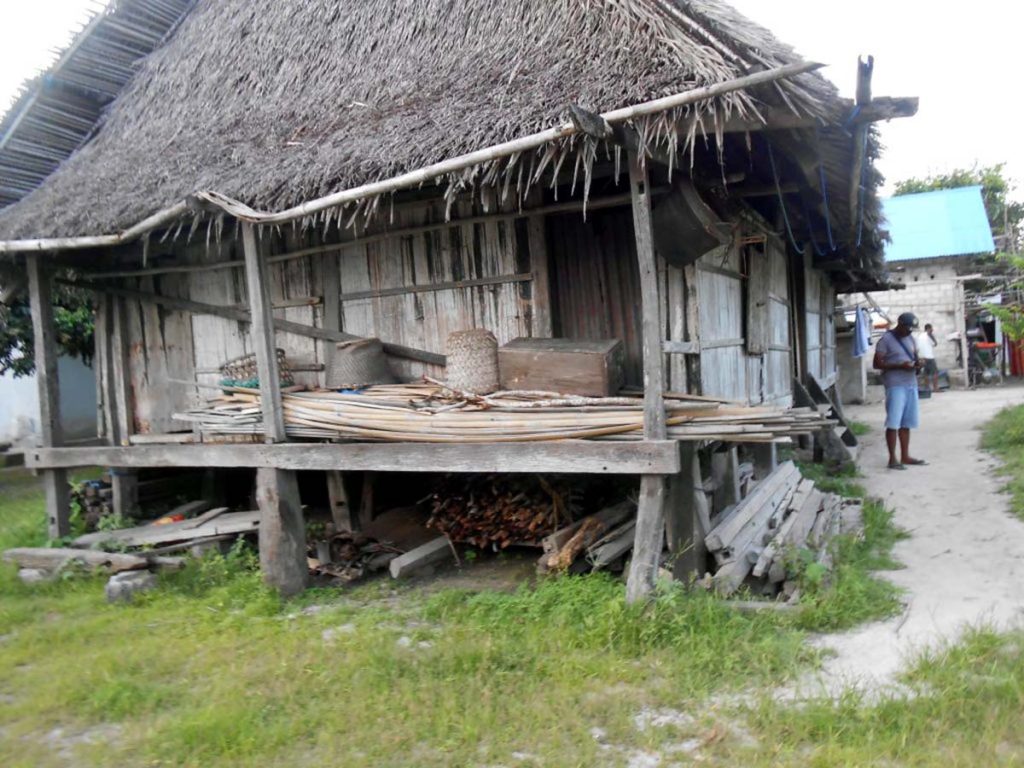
[
  {"xmin": 0, "ymin": 465, "xmax": 908, "ymax": 767},
  {"xmin": 982, "ymin": 403, "xmax": 1024, "ymax": 519},
  {"xmin": 795, "ymin": 460, "xmax": 867, "ymax": 499},
  {"xmin": 732, "ymin": 627, "xmax": 1024, "ymax": 766},
  {"xmin": 848, "ymin": 420, "xmax": 871, "ymax": 437}
]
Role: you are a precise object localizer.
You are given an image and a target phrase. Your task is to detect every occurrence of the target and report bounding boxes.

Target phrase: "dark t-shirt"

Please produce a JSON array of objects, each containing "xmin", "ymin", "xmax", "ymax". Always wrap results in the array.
[{"xmin": 876, "ymin": 331, "xmax": 918, "ymax": 388}]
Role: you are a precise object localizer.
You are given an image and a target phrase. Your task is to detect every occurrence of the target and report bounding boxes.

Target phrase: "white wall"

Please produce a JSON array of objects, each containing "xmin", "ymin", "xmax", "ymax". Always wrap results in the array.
[{"xmin": 0, "ymin": 356, "xmax": 96, "ymax": 446}]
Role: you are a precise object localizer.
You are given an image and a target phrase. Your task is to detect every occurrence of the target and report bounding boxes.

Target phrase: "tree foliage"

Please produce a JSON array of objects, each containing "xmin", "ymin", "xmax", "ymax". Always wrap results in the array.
[
  {"xmin": 0, "ymin": 280, "xmax": 95, "ymax": 378},
  {"xmin": 894, "ymin": 164, "xmax": 1024, "ymax": 253}
]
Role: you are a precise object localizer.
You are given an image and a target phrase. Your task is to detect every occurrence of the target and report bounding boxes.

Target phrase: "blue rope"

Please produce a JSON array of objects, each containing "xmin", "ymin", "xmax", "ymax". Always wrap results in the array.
[
  {"xmin": 802, "ymin": 196, "xmax": 828, "ymax": 258},
  {"xmin": 767, "ymin": 141, "xmax": 804, "ymax": 255}
]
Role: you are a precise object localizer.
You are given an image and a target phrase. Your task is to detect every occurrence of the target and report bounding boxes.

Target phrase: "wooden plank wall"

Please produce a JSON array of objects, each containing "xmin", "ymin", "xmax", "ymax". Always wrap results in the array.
[
  {"xmin": 337, "ymin": 199, "xmax": 532, "ymax": 382},
  {"xmin": 114, "ymin": 197, "xmax": 539, "ymax": 432}
]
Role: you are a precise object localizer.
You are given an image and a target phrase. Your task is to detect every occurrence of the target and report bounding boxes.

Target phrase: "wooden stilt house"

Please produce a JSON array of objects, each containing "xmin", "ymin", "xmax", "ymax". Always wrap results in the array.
[{"xmin": 0, "ymin": 0, "xmax": 915, "ymax": 598}]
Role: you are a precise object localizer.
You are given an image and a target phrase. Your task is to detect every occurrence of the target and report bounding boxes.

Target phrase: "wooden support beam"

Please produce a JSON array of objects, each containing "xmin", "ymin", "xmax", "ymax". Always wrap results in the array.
[
  {"xmin": 111, "ymin": 469, "xmax": 139, "ymax": 521},
  {"xmin": 320, "ymin": 246, "xmax": 341, "ymax": 388},
  {"xmin": 527, "ymin": 215, "xmax": 553, "ymax": 338},
  {"xmin": 665, "ymin": 443, "xmax": 710, "ymax": 582},
  {"xmin": 242, "ymin": 223, "xmax": 287, "ymax": 443},
  {"xmin": 255, "ymin": 467, "xmax": 308, "ymax": 597},
  {"xmin": 109, "ymin": 296, "xmax": 134, "ymax": 444},
  {"xmin": 26, "ymin": 441, "xmax": 683, "ymax": 475},
  {"xmin": 244, "ymin": 226, "xmax": 307, "ymax": 595},
  {"xmin": 750, "ymin": 443, "xmax": 778, "ymax": 480},
  {"xmin": 325, "ymin": 471, "xmax": 358, "ymax": 532},
  {"xmin": 25, "ymin": 254, "xmax": 70, "ymax": 539},
  {"xmin": 712, "ymin": 446, "xmax": 742, "ymax": 512},
  {"xmin": 625, "ymin": 139, "xmax": 670, "ymax": 604}
]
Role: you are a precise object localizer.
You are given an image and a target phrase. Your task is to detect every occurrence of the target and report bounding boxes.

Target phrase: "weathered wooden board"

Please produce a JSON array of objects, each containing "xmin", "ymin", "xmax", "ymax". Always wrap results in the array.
[
  {"xmin": 74, "ymin": 510, "xmax": 260, "ymax": 549},
  {"xmin": 3, "ymin": 547, "xmax": 183, "ymax": 574},
  {"xmin": 28, "ymin": 440, "xmax": 683, "ymax": 475}
]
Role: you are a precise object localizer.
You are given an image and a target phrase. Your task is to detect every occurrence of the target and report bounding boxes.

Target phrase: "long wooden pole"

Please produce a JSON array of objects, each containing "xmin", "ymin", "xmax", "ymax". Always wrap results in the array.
[
  {"xmin": 59, "ymin": 278, "xmax": 446, "ymax": 367},
  {"xmin": 625, "ymin": 140, "xmax": 670, "ymax": 604},
  {"xmin": 0, "ymin": 62, "xmax": 822, "ymax": 254},
  {"xmin": 242, "ymin": 224, "xmax": 287, "ymax": 442},
  {"xmin": 25, "ymin": 254, "xmax": 71, "ymax": 538}
]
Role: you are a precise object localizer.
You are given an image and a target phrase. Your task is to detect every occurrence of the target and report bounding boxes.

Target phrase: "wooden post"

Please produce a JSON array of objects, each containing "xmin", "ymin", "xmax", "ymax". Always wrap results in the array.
[
  {"xmin": 527, "ymin": 215, "xmax": 553, "ymax": 338},
  {"xmin": 751, "ymin": 444, "xmax": 779, "ymax": 480},
  {"xmin": 242, "ymin": 223, "xmax": 287, "ymax": 442},
  {"xmin": 665, "ymin": 444, "xmax": 710, "ymax": 582},
  {"xmin": 325, "ymin": 470, "xmax": 358, "ymax": 532},
  {"xmin": 320, "ymin": 248, "xmax": 341, "ymax": 387},
  {"xmin": 111, "ymin": 469, "xmax": 139, "ymax": 520},
  {"xmin": 624, "ymin": 141, "xmax": 669, "ymax": 604},
  {"xmin": 256, "ymin": 467, "xmax": 308, "ymax": 597},
  {"xmin": 25, "ymin": 254, "xmax": 71, "ymax": 539},
  {"xmin": 243, "ymin": 224, "xmax": 307, "ymax": 595},
  {"xmin": 109, "ymin": 296, "xmax": 133, "ymax": 444},
  {"xmin": 712, "ymin": 446, "xmax": 742, "ymax": 511}
]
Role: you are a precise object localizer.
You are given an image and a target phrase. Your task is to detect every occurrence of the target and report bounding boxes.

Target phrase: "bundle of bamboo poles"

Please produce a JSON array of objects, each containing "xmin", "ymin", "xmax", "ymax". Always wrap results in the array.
[{"xmin": 173, "ymin": 383, "xmax": 834, "ymax": 443}]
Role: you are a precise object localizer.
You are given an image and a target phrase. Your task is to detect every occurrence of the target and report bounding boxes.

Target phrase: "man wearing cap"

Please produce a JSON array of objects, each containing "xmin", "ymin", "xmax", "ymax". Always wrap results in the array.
[{"xmin": 874, "ymin": 312, "xmax": 928, "ymax": 470}]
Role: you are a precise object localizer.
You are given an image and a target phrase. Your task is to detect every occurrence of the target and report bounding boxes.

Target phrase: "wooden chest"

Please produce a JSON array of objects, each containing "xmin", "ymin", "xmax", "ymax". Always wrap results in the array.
[{"xmin": 497, "ymin": 338, "xmax": 624, "ymax": 397}]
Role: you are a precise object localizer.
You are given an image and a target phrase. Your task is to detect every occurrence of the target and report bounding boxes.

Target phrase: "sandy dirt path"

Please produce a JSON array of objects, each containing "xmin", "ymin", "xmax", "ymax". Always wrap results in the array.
[{"xmin": 806, "ymin": 384, "xmax": 1024, "ymax": 692}]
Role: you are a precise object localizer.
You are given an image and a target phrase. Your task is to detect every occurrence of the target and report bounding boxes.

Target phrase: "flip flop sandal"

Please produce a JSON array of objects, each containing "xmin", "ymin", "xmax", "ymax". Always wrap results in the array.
[
  {"xmin": 904, "ymin": 459, "xmax": 929, "ymax": 466},
  {"xmin": 887, "ymin": 463, "xmax": 907, "ymax": 470}
]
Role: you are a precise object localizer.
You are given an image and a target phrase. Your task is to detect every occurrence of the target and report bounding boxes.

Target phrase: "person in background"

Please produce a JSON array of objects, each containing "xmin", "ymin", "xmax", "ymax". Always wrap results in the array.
[
  {"xmin": 918, "ymin": 323, "xmax": 940, "ymax": 392},
  {"xmin": 874, "ymin": 312, "xmax": 928, "ymax": 470}
]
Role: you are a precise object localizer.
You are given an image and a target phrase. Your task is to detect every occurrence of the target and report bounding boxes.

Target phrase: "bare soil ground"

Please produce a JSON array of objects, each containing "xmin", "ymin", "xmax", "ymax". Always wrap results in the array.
[{"xmin": 806, "ymin": 383, "xmax": 1024, "ymax": 692}]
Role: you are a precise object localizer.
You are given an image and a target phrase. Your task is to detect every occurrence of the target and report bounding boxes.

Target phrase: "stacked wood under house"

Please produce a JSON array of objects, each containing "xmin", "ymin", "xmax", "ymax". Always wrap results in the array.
[{"xmin": 0, "ymin": 0, "xmax": 916, "ymax": 601}]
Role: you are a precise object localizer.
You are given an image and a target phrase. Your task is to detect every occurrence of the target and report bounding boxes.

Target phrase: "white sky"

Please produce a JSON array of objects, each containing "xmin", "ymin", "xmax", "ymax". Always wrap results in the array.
[{"xmin": 2, "ymin": 1, "xmax": 1022, "ymax": 200}]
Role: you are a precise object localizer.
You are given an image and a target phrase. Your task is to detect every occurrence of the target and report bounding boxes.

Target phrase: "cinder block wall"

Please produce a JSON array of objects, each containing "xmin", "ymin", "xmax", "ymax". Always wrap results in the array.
[{"xmin": 866, "ymin": 259, "xmax": 964, "ymax": 372}]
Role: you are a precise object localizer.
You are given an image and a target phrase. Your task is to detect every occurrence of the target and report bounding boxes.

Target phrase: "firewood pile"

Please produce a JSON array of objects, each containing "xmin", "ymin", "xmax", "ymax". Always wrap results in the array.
[
  {"xmin": 704, "ymin": 461, "xmax": 864, "ymax": 598},
  {"xmin": 538, "ymin": 500, "xmax": 637, "ymax": 573},
  {"xmin": 426, "ymin": 475, "xmax": 582, "ymax": 548}
]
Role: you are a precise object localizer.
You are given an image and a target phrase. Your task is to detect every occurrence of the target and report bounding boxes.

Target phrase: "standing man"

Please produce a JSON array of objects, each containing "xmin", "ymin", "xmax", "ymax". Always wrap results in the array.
[
  {"xmin": 918, "ymin": 323, "xmax": 940, "ymax": 392},
  {"xmin": 874, "ymin": 312, "xmax": 928, "ymax": 470}
]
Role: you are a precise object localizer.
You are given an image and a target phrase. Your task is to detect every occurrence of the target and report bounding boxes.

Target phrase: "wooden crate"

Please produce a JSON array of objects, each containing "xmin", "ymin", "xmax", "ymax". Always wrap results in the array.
[{"xmin": 498, "ymin": 338, "xmax": 624, "ymax": 397}]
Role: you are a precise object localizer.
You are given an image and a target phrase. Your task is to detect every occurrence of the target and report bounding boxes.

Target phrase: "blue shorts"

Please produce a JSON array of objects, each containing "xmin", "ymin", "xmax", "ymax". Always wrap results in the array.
[{"xmin": 885, "ymin": 386, "xmax": 920, "ymax": 430}]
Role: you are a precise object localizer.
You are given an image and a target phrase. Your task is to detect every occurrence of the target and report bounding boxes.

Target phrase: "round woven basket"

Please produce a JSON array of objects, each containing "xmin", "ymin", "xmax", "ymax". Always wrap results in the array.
[
  {"xmin": 327, "ymin": 337, "xmax": 395, "ymax": 389},
  {"xmin": 446, "ymin": 329, "xmax": 499, "ymax": 394}
]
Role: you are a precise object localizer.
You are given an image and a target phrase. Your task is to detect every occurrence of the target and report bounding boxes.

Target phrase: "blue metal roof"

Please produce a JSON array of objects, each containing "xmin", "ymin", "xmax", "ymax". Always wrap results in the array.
[{"xmin": 882, "ymin": 185, "xmax": 996, "ymax": 262}]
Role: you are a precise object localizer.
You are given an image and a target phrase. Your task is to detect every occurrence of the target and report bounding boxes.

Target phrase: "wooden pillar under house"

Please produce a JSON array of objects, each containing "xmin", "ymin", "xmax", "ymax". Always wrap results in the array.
[
  {"xmin": 242, "ymin": 223, "xmax": 308, "ymax": 596},
  {"xmin": 624, "ymin": 141, "xmax": 672, "ymax": 604},
  {"xmin": 25, "ymin": 254, "xmax": 71, "ymax": 539}
]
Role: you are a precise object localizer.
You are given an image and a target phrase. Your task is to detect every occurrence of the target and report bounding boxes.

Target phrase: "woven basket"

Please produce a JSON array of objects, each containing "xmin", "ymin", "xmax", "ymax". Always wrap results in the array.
[
  {"xmin": 327, "ymin": 338, "xmax": 395, "ymax": 389},
  {"xmin": 219, "ymin": 349, "xmax": 294, "ymax": 389},
  {"xmin": 446, "ymin": 329, "xmax": 499, "ymax": 394}
]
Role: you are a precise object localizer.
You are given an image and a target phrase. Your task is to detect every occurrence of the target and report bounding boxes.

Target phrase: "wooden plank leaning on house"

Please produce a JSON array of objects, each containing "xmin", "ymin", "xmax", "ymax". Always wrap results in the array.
[
  {"xmin": 624, "ymin": 139, "xmax": 671, "ymax": 605},
  {"xmin": 25, "ymin": 254, "xmax": 71, "ymax": 539},
  {"xmin": 242, "ymin": 223, "xmax": 308, "ymax": 596}
]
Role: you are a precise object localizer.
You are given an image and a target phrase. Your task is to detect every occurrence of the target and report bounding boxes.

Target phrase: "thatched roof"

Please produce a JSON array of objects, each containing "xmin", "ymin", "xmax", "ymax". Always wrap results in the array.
[
  {"xmin": 0, "ymin": 0, "xmax": 194, "ymax": 208},
  {"xmin": 0, "ymin": 0, "xmax": 848, "ymax": 238}
]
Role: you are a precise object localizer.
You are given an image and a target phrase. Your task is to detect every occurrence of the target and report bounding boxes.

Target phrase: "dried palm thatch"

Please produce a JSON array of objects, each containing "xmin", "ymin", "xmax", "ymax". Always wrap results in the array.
[{"xmin": 0, "ymin": 0, "xmax": 846, "ymax": 244}]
